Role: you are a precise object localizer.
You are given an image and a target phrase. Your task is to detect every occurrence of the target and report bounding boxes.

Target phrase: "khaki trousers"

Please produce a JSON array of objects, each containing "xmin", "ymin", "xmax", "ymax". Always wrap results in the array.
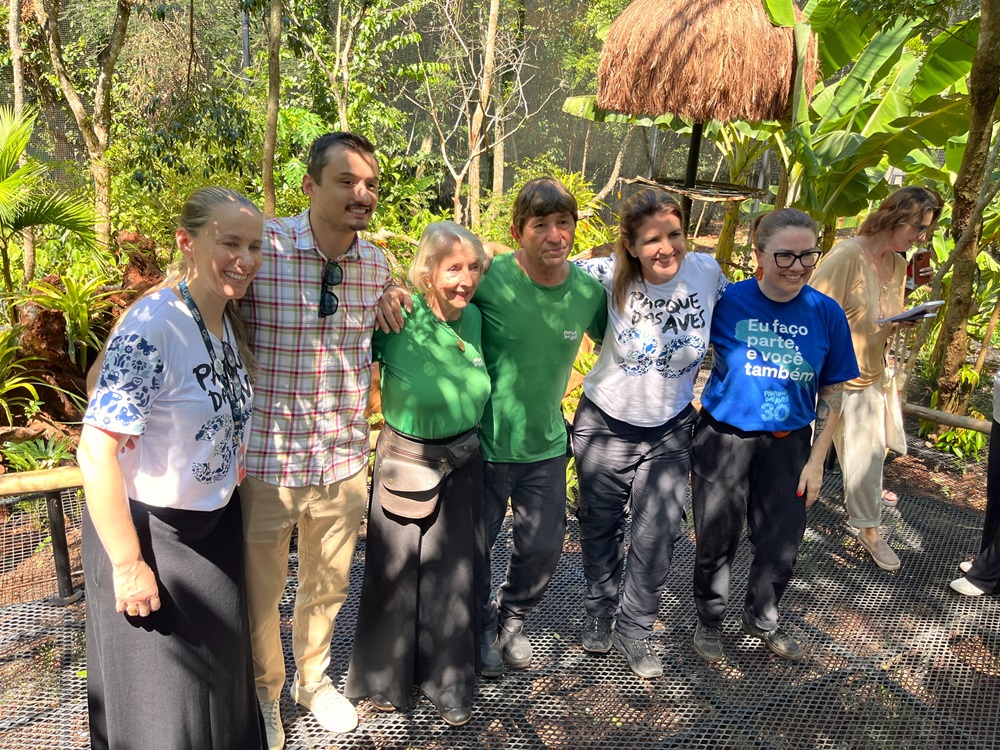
[
  {"xmin": 833, "ymin": 384, "xmax": 886, "ymax": 529},
  {"xmin": 241, "ymin": 469, "xmax": 369, "ymax": 701}
]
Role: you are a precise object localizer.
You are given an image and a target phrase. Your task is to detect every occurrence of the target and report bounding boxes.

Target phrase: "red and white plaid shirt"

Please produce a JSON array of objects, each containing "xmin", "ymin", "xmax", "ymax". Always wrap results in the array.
[{"xmin": 242, "ymin": 210, "xmax": 391, "ymax": 486}]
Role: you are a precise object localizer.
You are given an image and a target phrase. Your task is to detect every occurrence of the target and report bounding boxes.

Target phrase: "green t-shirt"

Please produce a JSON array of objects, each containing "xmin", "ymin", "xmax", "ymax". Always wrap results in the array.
[
  {"xmin": 475, "ymin": 253, "xmax": 607, "ymax": 462},
  {"xmin": 373, "ymin": 294, "xmax": 491, "ymax": 439}
]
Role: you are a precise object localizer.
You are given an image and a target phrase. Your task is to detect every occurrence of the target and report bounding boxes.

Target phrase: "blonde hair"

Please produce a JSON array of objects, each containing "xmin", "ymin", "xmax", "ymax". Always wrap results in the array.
[
  {"xmin": 88, "ymin": 188, "xmax": 262, "ymax": 392},
  {"xmin": 171, "ymin": 188, "xmax": 261, "ymax": 378},
  {"xmin": 407, "ymin": 221, "xmax": 489, "ymax": 291}
]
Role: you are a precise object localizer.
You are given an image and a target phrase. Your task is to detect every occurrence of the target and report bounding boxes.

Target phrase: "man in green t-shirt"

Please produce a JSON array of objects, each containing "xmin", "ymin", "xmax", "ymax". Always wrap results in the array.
[
  {"xmin": 378, "ymin": 177, "xmax": 606, "ymax": 676},
  {"xmin": 473, "ymin": 178, "xmax": 606, "ymax": 676}
]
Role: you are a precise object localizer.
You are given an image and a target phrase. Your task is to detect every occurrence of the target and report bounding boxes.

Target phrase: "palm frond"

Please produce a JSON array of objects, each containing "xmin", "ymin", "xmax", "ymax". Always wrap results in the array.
[
  {"xmin": 0, "ymin": 161, "xmax": 45, "ymax": 226},
  {"xmin": 0, "ymin": 108, "xmax": 37, "ymax": 184},
  {"xmin": 10, "ymin": 192, "xmax": 97, "ymax": 245}
]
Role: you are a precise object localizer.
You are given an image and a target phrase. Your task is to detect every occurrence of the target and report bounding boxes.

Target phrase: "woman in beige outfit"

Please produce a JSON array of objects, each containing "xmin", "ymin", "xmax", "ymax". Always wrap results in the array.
[{"xmin": 810, "ymin": 186, "xmax": 941, "ymax": 572}]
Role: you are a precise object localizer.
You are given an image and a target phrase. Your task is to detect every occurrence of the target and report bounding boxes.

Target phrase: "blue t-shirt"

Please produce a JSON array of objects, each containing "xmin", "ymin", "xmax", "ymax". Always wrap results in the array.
[{"xmin": 701, "ymin": 280, "xmax": 859, "ymax": 432}]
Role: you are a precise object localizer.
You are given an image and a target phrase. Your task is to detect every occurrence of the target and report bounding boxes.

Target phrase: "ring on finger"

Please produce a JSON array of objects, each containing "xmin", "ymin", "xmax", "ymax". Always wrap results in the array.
[{"xmin": 126, "ymin": 606, "xmax": 139, "ymax": 616}]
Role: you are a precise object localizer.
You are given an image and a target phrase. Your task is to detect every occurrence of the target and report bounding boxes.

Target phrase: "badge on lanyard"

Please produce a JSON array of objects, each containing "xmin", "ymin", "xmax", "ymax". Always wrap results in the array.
[
  {"xmin": 179, "ymin": 280, "xmax": 246, "ymax": 480},
  {"xmin": 236, "ymin": 439, "xmax": 247, "ymax": 484}
]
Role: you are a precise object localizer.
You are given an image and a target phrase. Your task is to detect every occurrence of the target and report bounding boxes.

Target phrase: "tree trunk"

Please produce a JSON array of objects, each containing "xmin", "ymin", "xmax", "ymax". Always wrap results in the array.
[
  {"xmin": 716, "ymin": 203, "xmax": 741, "ymax": 278},
  {"xmin": 34, "ymin": 0, "xmax": 132, "ymax": 253},
  {"xmin": 9, "ymin": 0, "xmax": 35, "ymax": 283},
  {"xmin": 92, "ymin": 157, "xmax": 111, "ymax": 252},
  {"xmin": 492, "ymin": 117, "xmax": 505, "ymax": 197},
  {"xmin": 594, "ymin": 129, "xmax": 634, "ymax": 202},
  {"xmin": 452, "ymin": 174, "xmax": 465, "ymax": 224},
  {"xmin": 960, "ymin": 291, "xmax": 1000, "ymax": 414},
  {"xmin": 775, "ymin": 163, "xmax": 790, "ymax": 210},
  {"xmin": 929, "ymin": 0, "xmax": 1000, "ymax": 410},
  {"xmin": 263, "ymin": 0, "xmax": 282, "ymax": 218},
  {"xmin": 469, "ymin": 154, "xmax": 481, "ymax": 229},
  {"xmin": 467, "ymin": 0, "xmax": 500, "ymax": 230}
]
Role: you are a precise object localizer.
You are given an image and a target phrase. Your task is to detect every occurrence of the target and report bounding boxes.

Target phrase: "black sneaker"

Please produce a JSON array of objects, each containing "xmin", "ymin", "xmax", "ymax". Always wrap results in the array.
[
  {"xmin": 692, "ymin": 621, "xmax": 725, "ymax": 663},
  {"xmin": 498, "ymin": 622, "xmax": 532, "ymax": 669},
  {"xmin": 581, "ymin": 614, "xmax": 614, "ymax": 653},
  {"xmin": 741, "ymin": 613, "xmax": 805, "ymax": 662},
  {"xmin": 611, "ymin": 632, "xmax": 663, "ymax": 678}
]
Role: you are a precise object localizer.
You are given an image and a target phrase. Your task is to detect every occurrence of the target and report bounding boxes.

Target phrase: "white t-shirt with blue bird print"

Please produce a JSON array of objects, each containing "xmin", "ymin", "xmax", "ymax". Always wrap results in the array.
[{"xmin": 84, "ymin": 289, "xmax": 253, "ymax": 511}]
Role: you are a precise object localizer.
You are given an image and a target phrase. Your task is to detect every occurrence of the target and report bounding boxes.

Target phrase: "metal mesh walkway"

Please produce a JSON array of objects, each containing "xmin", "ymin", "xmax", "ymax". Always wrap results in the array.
[{"xmin": 2, "ymin": 442, "xmax": 998, "ymax": 749}]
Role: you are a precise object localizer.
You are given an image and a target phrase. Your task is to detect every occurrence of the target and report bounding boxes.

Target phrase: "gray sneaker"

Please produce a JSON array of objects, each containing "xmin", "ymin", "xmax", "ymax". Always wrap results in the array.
[
  {"xmin": 479, "ymin": 628, "xmax": 504, "ymax": 677},
  {"xmin": 498, "ymin": 622, "xmax": 532, "ymax": 669},
  {"xmin": 692, "ymin": 622, "xmax": 725, "ymax": 663},
  {"xmin": 260, "ymin": 699, "xmax": 285, "ymax": 750},
  {"xmin": 741, "ymin": 613, "xmax": 805, "ymax": 662},
  {"xmin": 611, "ymin": 632, "xmax": 663, "ymax": 678},
  {"xmin": 581, "ymin": 614, "xmax": 614, "ymax": 653}
]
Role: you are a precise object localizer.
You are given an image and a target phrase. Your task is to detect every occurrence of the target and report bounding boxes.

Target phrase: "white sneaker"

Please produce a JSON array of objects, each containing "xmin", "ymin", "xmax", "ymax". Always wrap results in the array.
[
  {"xmin": 260, "ymin": 699, "xmax": 285, "ymax": 750},
  {"xmin": 950, "ymin": 577, "xmax": 988, "ymax": 597},
  {"xmin": 960, "ymin": 560, "xmax": 974, "ymax": 574},
  {"xmin": 290, "ymin": 672, "xmax": 358, "ymax": 734}
]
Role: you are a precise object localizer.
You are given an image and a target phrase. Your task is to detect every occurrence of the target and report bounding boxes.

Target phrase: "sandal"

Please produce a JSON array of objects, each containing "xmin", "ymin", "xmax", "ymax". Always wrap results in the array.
[{"xmin": 881, "ymin": 489, "xmax": 899, "ymax": 507}]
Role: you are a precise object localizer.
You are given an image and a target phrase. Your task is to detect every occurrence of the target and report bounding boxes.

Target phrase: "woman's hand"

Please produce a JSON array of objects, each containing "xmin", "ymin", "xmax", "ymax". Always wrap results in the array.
[
  {"xmin": 79, "ymin": 425, "xmax": 160, "ymax": 618},
  {"xmin": 113, "ymin": 559, "xmax": 161, "ymax": 617},
  {"xmin": 375, "ymin": 285, "xmax": 413, "ymax": 333},
  {"xmin": 797, "ymin": 458, "xmax": 825, "ymax": 509}
]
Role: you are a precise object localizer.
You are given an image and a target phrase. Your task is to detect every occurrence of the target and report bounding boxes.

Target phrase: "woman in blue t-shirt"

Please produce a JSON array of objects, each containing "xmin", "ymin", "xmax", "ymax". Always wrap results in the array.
[{"xmin": 690, "ymin": 208, "xmax": 859, "ymax": 664}]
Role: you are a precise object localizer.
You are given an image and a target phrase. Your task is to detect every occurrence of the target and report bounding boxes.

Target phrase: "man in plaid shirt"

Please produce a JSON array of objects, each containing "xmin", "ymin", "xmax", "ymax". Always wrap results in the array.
[{"xmin": 240, "ymin": 132, "xmax": 391, "ymax": 748}]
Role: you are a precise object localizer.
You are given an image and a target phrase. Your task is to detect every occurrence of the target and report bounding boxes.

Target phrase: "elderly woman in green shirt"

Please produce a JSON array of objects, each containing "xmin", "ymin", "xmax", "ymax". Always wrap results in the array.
[{"xmin": 345, "ymin": 222, "xmax": 491, "ymax": 727}]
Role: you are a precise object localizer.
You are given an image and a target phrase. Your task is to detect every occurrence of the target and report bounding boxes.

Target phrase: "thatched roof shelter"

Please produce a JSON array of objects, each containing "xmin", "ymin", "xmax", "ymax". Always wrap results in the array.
[{"xmin": 597, "ymin": 0, "xmax": 817, "ymax": 122}]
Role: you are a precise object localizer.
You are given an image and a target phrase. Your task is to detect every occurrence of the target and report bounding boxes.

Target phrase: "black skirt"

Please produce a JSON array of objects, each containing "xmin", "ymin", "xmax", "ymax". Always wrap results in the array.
[
  {"xmin": 83, "ymin": 491, "xmax": 264, "ymax": 750},
  {"xmin": 345, "ymin": 431, "xmax": 485, "ymax": 711}
]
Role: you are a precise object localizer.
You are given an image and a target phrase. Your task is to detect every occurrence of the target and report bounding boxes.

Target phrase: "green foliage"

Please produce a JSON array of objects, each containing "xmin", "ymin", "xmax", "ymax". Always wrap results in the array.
[
  {"xmin": 562, "ymin": 344, "xmax": 598, "ymax": 506},
  {"xmin": 21, "ymin": 274, "xmax": 117, "ymax": 372},
  {"xmin": 923, "ymin": 382, "xmax": 989, "ymax": 460},
  {"xmin": 2, "ymin": 435, "xmax": 76, "ymax": 472},
  {"xmin": 480, "ymin": 157, "xmax": 615, "ymax": 253},
  {"xmin": 847, "ymin": 0, "xmax": 972, "ymax": 33},
  {"xmin": 0, "ymin": 108, "xmax": 95, "ymax": 305},
  {"xmin": 0, "ymin": 325, "xmax": 41, "ymax": 425},
  {"xmin": 933, "ymin": 424, "xmax": 988, "ymax": 461}
]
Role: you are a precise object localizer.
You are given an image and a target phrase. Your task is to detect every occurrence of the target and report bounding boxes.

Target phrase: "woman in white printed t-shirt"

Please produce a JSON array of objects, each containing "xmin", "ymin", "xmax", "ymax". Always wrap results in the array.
[
  {"xmin": 77, "ymin": 188, "xmax": 266, "ymax": 750},
  {"xmin": 572, "ymin": 189, "xmax": 727, "ymax": 679}
]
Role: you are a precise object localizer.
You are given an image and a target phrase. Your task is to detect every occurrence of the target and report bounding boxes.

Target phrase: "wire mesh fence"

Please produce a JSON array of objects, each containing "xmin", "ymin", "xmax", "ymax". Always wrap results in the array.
[{"xmin": 0, "ymin": 489, "xmax": 84, "ymax": 608}]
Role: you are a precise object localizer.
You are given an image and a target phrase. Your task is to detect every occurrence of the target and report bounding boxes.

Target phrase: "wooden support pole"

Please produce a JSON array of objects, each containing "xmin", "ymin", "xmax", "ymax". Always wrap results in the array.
[{"xmin": 902, "ymin": 403, "xmax": 992, "ymax": 435}]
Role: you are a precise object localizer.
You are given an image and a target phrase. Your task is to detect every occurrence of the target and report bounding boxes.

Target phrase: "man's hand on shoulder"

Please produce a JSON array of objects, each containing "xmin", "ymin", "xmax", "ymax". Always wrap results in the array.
[{"xmin": 376, "ymin": 284, "xmax": 414, "ymax": 333}]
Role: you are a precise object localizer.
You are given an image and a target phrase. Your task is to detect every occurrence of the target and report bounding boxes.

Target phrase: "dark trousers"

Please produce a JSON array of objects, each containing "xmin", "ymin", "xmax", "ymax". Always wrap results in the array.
[
  {"xmin": 691, "ymin": 411, "xmax": 811, "ymax": 632},
  {"xmin": 346, "ymin": 450, "xmax": 483, "ymax": 710},
  {"xmin": 967, "ymin": 420, "xmax": 1000, "ymax": 592},
  {"xmin": 573, "ymin": 396, "xmax": 696, "ymax": 639},
  {"xmin": 482, "ymin": 456, "xmax": 567, "ymax": 633},
  {"xmin": 84, "ymin": 493, "xmax": 265, "ymax": 750}
]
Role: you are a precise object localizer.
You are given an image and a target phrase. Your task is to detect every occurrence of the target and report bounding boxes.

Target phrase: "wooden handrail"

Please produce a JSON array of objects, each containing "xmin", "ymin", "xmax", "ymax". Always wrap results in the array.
[
  {"xmin": 0, "ymin": 466, "xmax": 83, "ymax": 499},
  {"xmin": 0, "ymin": 410, "xmax": 986, "ymax": 501}
]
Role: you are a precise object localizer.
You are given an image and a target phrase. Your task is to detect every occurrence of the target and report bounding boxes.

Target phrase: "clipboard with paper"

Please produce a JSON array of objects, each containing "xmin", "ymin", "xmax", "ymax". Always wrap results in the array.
[{"xmin": 876, "ymin": 299, "xmax": 945, "ymax": 326}]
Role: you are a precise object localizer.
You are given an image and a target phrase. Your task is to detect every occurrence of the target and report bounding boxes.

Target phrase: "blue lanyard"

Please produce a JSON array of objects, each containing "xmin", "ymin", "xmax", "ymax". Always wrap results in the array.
[{"xmin": 178, "ymin": 280, "xmax": 244, "ymax": 439}]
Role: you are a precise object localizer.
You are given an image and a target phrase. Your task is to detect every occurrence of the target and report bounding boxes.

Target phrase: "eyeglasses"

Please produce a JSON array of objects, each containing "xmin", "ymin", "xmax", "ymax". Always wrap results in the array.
[
  {"xmin": 319, "ymin": 260, "xmax": 344, "ymax": 318},
  {"xmin": 768, "ymin": 250, "xmax": 821, "ymax": 269}
]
